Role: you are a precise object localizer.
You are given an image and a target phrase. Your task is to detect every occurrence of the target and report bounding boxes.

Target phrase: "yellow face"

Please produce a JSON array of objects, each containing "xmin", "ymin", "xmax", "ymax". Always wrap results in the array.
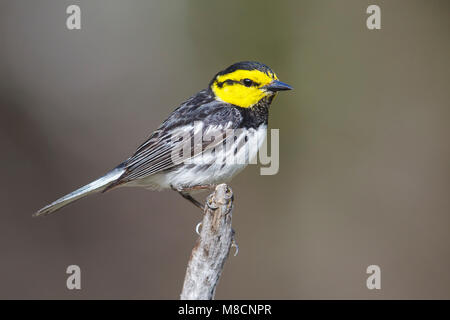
[{"xmin": 211, "ymin": 69, "xmax": 279, "ymax": 108}]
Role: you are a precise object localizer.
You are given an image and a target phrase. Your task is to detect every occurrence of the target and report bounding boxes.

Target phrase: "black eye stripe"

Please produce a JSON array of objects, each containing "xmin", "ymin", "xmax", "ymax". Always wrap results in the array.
[
  {"xmin": 216, "ymin": 79, "xmax": 260, "ymax": 88},
  {"xmin": 216, "ymin": 79, "xmax": 239, "ymax": 88},
  {"xmin": 242, "ymin": 78, "xmax": 260, "ymax": 87}
]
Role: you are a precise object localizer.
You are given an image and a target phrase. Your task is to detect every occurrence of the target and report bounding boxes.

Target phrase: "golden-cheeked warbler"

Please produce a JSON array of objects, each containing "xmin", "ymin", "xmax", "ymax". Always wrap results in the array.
[{"xmin": 35, "ymin": 61, "xmax": 292, "ymax": 216}]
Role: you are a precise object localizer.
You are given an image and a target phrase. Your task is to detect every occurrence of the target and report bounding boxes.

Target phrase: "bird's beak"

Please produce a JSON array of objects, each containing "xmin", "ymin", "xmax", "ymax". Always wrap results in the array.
[{"xmin": 263, "ymin": 80, "xmax": 293, "ymax": 92}]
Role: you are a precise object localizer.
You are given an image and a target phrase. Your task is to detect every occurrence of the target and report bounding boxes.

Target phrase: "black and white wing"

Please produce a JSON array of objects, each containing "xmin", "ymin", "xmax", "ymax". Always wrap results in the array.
[{"xmin": 107, "ymin": 94, "xmax": 243, "ymax": 188}]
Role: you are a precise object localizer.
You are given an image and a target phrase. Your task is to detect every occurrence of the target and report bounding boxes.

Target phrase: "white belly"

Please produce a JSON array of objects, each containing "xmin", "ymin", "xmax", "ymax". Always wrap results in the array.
[{"xmin": 129, "ymin": 124, "xmax": 267, "ymax": 190}]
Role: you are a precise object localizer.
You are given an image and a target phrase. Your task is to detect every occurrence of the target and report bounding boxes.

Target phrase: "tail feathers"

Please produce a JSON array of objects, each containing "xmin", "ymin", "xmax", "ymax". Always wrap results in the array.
[{"xmin": 34, "ymin": 168, "xmax": 125, "ymax": 217}]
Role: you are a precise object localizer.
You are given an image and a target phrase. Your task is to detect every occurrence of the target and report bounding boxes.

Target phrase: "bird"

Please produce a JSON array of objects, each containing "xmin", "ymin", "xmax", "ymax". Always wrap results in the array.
[{"xmin": 34, "ymin": 61, "xmax": 292, "ymax": 217}]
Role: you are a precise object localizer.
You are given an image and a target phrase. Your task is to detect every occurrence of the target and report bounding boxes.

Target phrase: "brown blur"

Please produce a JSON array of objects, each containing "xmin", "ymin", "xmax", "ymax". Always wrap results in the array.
[{"xmin": 0, "ymin": 0, "xmax": 449, "ymax": 299}]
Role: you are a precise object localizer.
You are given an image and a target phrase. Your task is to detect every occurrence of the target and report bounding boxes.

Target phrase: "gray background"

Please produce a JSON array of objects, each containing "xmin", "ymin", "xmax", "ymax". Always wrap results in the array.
[{"xmin": 0, "ymin": 0, "xmax": 449, "ymax": 299}]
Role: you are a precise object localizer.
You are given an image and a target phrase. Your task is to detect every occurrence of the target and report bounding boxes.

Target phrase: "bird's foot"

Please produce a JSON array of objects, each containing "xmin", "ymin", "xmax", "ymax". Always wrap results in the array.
[{"xmin": 172, "ymin": 184, "xmax": 216, "ymax": 211}]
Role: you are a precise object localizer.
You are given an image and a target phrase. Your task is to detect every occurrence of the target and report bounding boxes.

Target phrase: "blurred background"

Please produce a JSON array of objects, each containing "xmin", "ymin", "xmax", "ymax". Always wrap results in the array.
[{"xmin": 0, "ymin": 0, "xmax": 449, "ymax": 299}]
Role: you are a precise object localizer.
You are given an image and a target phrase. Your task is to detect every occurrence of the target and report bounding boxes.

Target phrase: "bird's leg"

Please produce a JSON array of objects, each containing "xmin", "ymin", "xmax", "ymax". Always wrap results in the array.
[
  {"xmin": 187, "ymin": 185, "xmax": 217, "ymax": 191},
  {"xmin": 178, "ymin": 191, "xmax": 204, "ymax": 210},
  {"xmin": 172, "ymin": 184, "xmax": 216, "ymax": 210}
]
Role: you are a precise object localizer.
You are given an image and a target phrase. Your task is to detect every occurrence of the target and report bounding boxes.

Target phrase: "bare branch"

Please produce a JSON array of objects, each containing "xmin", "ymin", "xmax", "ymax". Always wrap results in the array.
[{"xmin": 180, "ymin": 184, "xmax": 234, "ymax": 300}]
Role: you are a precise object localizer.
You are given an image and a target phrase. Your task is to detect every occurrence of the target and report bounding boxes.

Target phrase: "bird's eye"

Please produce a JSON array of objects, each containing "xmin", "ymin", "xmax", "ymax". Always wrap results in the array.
[{"xmin": 243, "ymin": 78, "xmax": 253, "ymax": 87}]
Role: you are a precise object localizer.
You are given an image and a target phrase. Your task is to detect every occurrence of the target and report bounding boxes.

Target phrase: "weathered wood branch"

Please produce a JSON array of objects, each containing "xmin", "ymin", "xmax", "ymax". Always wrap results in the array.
[{"xmin": 180, "ymin": 184, "xmax": 235, "ymax": 300}]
